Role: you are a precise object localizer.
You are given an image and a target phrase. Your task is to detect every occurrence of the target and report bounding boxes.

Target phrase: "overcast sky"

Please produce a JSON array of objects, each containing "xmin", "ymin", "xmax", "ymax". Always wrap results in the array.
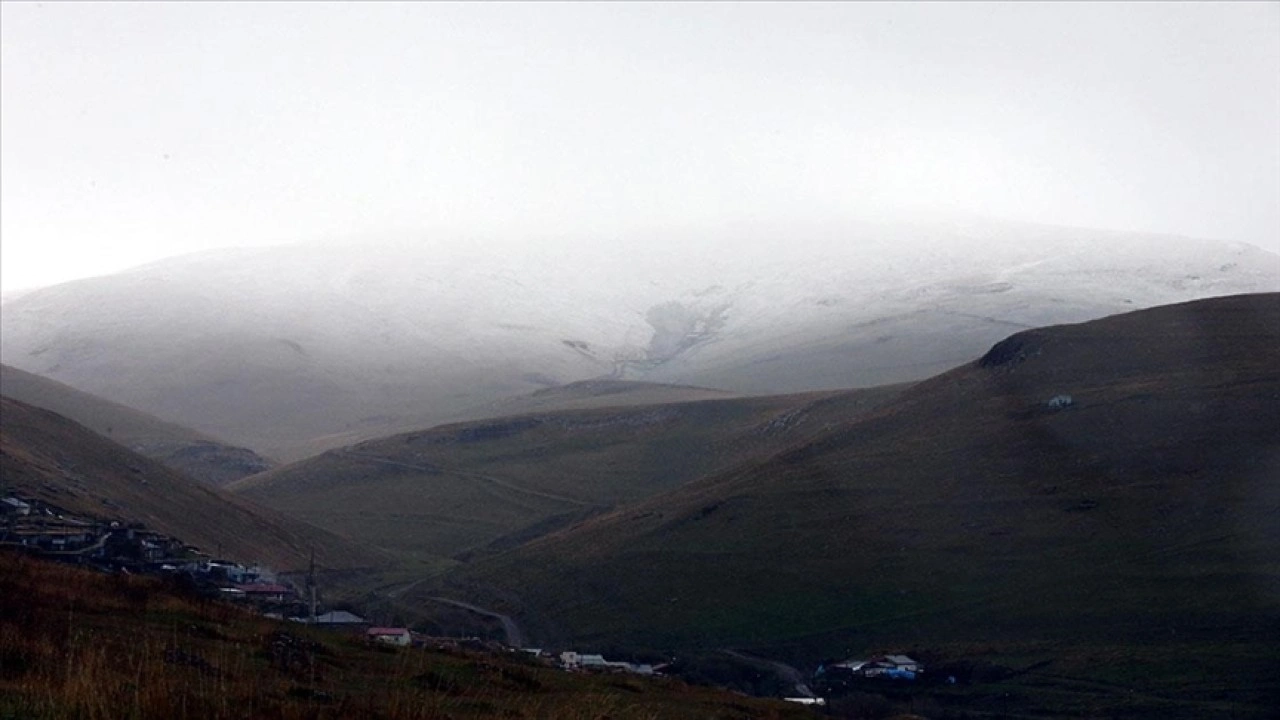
[{"xmin": 2, "ymin": 2, "xmax": 1278, "ymax": 290}]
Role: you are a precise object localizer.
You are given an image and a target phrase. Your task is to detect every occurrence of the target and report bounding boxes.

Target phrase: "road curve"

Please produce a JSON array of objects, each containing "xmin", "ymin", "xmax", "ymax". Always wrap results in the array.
[
  {"xmin": 426, "ymin": 596, "xmax": 527, "ymax": 648},
  {"xmin": 722, "ymin": 649, "xmax": 814, "ymax": 698}
]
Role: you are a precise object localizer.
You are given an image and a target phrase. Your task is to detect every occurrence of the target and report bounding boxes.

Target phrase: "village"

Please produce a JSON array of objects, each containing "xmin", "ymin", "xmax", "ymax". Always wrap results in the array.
[
  {"xmin": 0, "ymin": 493, "xmax": 672, "ymax": 676},
  {"xmin": 3, "ymin": 491, "xmax": 928, "ymax": 705}
]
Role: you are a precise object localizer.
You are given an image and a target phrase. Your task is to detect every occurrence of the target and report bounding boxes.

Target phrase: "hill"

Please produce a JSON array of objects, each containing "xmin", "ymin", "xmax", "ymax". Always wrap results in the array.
[
  {"xmin": 430, "ymin": 293, "xmax": 1280, "ymax": 718},
  {"xmin": 0, "ymin": 553, "xmax": 811, "ymax": 720},
  {"xmin": 296, "ymin": 379, "xmax": 741, "ymax": 460},
  {"xmin": 1, "ymin": 364, "xmax": 272, "ymax": 485},
  {"xmin": 2, "ymin": 220, "xmax": 1275, "ymax": 460},
  {"xmin": 0, "ymin": 396, "xmax": 387, "ymax": 576},
  {"xmin": 231, "ymin": 384, "xmax": 906, "ymax": 564}
]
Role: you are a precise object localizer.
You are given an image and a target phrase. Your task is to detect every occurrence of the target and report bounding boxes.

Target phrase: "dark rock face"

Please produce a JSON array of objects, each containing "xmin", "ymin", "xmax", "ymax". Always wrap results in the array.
[
  {"xmin": 978, "ymin": 331, "xmax": 1043, "ymax": 369},
  {"xmin": 145, "ymin": 442, "xmax": 274, "ymax": 486}
]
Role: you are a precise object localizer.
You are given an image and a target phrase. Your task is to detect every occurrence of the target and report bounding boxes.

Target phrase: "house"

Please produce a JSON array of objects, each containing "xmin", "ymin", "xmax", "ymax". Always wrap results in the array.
[
  {"xmin": 366, "ymin": 627, "xmax": 412, "ymax": 646},
  {"xmin": 833, "ymin": 654, "xmax": 923, "ymax": 679},
  {"xmin": 578, "ymin": 654, "xmax": 608, "ymax": 670},
  {"xmin": 140, "ymin": 540, "xmax": 166, "ymax": 561},
  {"xmin": 2, "ymin": 497, "xmax": 31, "ymax": 516},
  {"xmin": 209, "ymin": 562, "xmax": 260, "ymax": 584},
  {"xmin": 296, "ymin": 610, "xmax": 368, "ymax": 628},
  {"xmin": 884, "ymin": 654, "xmax": 922, "ymax": 673},
  {"xmin": 559, "ymin": 651, "xmax": 580, "ymax": 669},
  {"xmin": 234, "ymin": 583, "xmax": 292, "ymax": 603},
  {"xmin": 1047, "ymin": 394, "xmax": 1074, "ymax": 409}
]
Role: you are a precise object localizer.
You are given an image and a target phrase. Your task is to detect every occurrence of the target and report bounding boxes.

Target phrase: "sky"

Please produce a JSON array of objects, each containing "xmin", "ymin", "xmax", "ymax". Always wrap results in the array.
[{"xmin": 2, "ymin": 1, "xmax": 1278, "ymax": 291}]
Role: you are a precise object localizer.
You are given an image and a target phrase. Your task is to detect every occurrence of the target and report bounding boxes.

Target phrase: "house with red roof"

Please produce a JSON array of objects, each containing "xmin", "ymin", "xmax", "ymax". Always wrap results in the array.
[
  {"xmin": 366, "ymin": 627, "xmax": 412, "ymax": 646},
  {"xmin": 233, "ymin": 583, "xmax": 292, "ymax": 603}
]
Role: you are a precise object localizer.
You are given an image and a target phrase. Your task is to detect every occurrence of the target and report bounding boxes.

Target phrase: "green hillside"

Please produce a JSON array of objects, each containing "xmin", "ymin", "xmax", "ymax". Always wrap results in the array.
[{"xmin": 429, "ymin": 293, "xmax": 1280, "ymax": 718}]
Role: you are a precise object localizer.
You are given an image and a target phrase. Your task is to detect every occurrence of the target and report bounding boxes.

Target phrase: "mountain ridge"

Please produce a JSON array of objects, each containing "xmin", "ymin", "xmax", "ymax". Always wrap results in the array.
[
  {"xmin": 0, "ymin": 396, "xmax": 387, "ymax": 574},
  {"xmin": 0, "ymin": 364, "xmax": 273, "ymax": 485},
  {"xmin": 3, "ymin": 221, "xmax": 1275, "ymax": 460},
  {"xmin": 427, "ymin": 293, "xmax": 1279, "ymax": 685}
]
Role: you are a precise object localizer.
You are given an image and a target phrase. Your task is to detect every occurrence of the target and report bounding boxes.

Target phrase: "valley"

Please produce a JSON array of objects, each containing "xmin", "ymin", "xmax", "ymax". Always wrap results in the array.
[
  {"xmin": 6, "ymin": 5, "xmax": 1277, "ymax": 716},
  {"xmin": 2, "ymin": 274, "xmax": 1276, "ymax": 718}
]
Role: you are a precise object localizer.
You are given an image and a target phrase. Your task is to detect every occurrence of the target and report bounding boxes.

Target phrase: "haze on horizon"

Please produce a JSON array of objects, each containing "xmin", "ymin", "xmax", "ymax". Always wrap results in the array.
[{"xmin": 2, "ymin": 1, "xmax": 1278, "ymax": 292}]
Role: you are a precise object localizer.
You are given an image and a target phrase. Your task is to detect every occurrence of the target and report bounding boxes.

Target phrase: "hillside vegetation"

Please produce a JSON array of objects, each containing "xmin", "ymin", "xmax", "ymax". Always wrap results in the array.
[
  {"xmin": 232, "ymin": 385, "xmax": 906, "ymax": 563},
  {"xmin": 298, "ymin": 379, "xmax": 742, "ymax": 457},
  {"xmin": 1, "ymin": 364, "xmax": 272, "ymax": 486},
  {"xmin": 0, "ymin": 553, "xmax": 812, "ymax": 720},
  {"xmin": 0, "ymin": 397, "xmax": 386, "ymax": 575},
  {"xmin": 428, "ymin": 293, "xmax": 1280, "ymax": 719}
]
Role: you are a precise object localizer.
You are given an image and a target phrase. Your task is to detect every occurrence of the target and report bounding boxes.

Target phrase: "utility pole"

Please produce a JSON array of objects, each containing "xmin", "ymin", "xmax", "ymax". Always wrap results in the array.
[{"xmin": 307, "ymin": 546, "xmax": 317, "ymax": 623}]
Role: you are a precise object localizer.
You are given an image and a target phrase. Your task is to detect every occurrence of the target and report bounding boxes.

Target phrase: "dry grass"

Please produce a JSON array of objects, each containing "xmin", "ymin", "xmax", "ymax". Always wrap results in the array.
[{"xmin": 0, "ymin": 552, "xmax": 813, "ymax": 720}]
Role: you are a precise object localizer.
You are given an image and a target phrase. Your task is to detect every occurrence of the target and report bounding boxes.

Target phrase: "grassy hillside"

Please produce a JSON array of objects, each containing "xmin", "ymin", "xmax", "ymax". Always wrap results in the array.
[
  {"xmin": 1, "ymin": 364, "xmax": 272, "ymax": 486},
  {"xmin": 297, "ymin": 379, "xmax": 742, "ymax": 457},
  {"xmin": 0, "ymin": 396, "xmax": 387, "ymax": 576},
  {"xmin": 431, "ymin": 293, "xmax": 1280, "ymax": 718},
  {"xmin": 0, "ymin": 553, "xmax": 812, "ymax": 720},
  {"xmin": 230, "ymin": 385, "xmax": 907, "ymax": 565}
]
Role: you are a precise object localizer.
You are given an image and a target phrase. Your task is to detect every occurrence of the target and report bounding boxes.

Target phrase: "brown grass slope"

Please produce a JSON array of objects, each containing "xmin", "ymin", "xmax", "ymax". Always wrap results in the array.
[
  {"xmin": 1, "ymin": 364, "xmax": 272, "ymax": 486},
  {"xmin": 435, "ymin": 294, "xmax": 1280, "ymax": 714},
  {"xmin": 231, "ymin": 384, "xmax": 908, "ymax": 567},
  {"xmin": 0, "ymin": 396, "xmax": 388, "ymax": 575},
  {"xmin": 297, "ymin": 379, "xmax": 742, "ymax": 458},
  {"xmin": 0, "ymin": 553, "xmax": 811, "ymax": 720}
]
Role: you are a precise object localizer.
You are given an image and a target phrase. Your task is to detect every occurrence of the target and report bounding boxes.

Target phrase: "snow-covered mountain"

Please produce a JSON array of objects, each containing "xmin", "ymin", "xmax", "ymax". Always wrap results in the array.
[{"xmin": 2, "ymin": 219, "xmax": 1276, "ymax": 460}]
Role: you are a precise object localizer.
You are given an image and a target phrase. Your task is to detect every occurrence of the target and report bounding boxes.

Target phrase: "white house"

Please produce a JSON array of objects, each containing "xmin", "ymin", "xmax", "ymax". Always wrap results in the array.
[
  {"xmin": 884, "ymin": 655, "xmax": 923, "ymax": 673},
  {"xmin": 834, "ymin": 654, "xmax": 923, "ymax": 677},
  {"xmin": 366, "ymin": 627, "xmax": 412, "ymax": 646}
]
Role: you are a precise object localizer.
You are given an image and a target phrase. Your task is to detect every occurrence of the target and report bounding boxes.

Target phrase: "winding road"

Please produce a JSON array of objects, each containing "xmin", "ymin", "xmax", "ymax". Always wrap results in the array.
[
  {"xmin": 425, "ymin": 596, "xmax": 527, "ymax": 648},
  {"xmin": 722, "ymin": 649, "xmax": 814, "ymax": 698}
]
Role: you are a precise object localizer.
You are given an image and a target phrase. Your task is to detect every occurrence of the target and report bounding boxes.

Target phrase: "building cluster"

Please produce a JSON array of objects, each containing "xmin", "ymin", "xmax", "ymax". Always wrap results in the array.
[
  {"xmin": 6, "ymin": 494, "xmax": 931, "ymax": 703},
  {"xmin": 823, "ymin": 654, "xmax": 924, "ymax": 681},
  {"xmin": 551, "ymin": 650, "xmax": 662, "ymax": 676},
  {"xmin": 1, "ymin": 493, "xmax": 297, "ymax": 607},
  {"xmin": 3, "ymin": 494, "xmax": 196, "ymax": 568}
]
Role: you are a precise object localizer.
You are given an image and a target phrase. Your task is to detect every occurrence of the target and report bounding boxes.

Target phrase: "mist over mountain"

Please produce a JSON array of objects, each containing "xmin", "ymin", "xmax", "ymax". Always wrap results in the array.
[
  {"xmin": 0, "ymin": 363, "xmax": 272, "ymax": 485},
  {"xmin": 1, "ymin": 219, "xmax": 1276, "ymax": 460}
]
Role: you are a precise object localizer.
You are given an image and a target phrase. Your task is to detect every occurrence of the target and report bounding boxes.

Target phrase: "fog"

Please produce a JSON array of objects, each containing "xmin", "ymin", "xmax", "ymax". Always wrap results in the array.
[{"xmin": 2, "ymin": 2, "xmax": 1278, "ymax": 290}]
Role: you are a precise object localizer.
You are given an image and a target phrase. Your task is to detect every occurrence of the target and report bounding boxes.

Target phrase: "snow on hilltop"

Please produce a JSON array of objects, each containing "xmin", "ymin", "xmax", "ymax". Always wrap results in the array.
[{"xmin": 2, "ymin": 219, "xmax": 1276, "ymax": 460}]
